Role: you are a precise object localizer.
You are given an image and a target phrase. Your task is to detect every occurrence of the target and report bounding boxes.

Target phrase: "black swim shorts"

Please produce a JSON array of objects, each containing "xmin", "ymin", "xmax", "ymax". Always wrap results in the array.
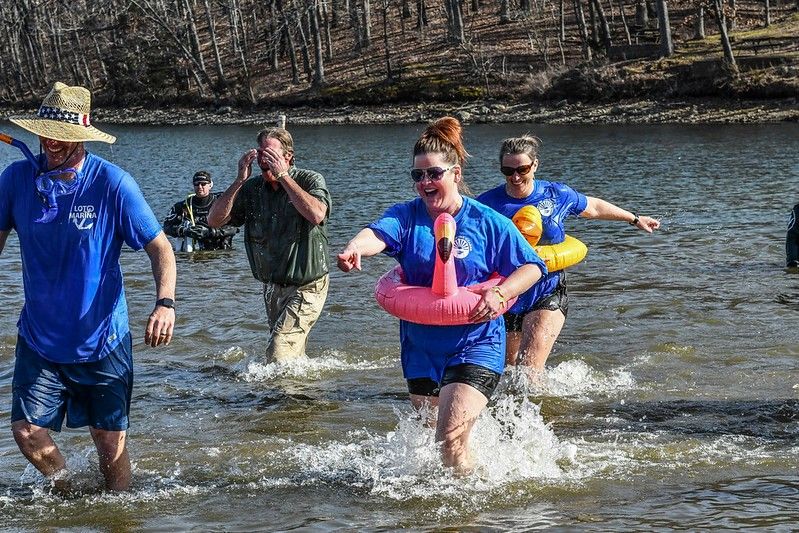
[
  {"xmin": 504, "ymin": 272, "xmax": 569, "ymax": 333},
  {"xmin": 406, "ymin": 363, "xmax": 501, "ymax": 400}
]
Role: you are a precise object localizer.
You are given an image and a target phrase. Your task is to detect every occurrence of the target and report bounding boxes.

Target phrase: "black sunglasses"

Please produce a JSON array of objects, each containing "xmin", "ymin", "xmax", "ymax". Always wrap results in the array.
[
  {"xmin": 410, "ymin": 165, "xmax": 455, "ymax": 182},
  {"xmin": 500, "ymin": 164, "xmax": 533, "ymax": 176}
]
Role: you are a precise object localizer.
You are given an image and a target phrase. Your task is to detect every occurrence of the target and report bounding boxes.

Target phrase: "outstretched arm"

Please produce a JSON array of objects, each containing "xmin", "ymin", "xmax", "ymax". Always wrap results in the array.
[
  {"xmin": 787, "ymin": 204, "xmax": 799, "ymax": 267},
  {"xmin": 580, "ymin": 196, "xmax": 660, "ymax": 233},
  {"xmin": 337, "ymin": 228, "xmax": 387, "ymax": 272}
]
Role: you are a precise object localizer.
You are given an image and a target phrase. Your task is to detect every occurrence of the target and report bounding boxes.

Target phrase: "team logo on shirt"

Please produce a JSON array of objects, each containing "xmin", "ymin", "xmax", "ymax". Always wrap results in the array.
[
  {"xmin": 69, "ymin": 204, "xmax": 97, "ymax": 230},
  {"xmin": 453, "ymin": 236, "xmax": 472, "ymax": 258},
  {"xmin": 536, "ymin": 199, "xmax": 555, "ymax": 217}
]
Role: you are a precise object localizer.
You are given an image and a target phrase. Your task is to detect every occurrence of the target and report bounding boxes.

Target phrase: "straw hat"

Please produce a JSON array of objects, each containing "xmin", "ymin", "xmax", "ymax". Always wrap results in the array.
[{"xmin": 10, "ymin": 82, "xmax": 116, "ymax": 144}]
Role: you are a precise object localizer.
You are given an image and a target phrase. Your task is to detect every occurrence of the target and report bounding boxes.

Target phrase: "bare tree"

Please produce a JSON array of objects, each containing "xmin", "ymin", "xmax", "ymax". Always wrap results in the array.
[
  {"xmin": 655, "ymin": 0, "xmax": 673, "ymax": 56},
  {"xmin": 694, "ymin": 5, "xmax": 705, "ymax": 39},
  {"xmin": 574, "ymin": 0, "xmax": 593, "ymax": 60},
  {"xmin": 712, "ymin": 0, "xmax": 738, "ymax": 74}
]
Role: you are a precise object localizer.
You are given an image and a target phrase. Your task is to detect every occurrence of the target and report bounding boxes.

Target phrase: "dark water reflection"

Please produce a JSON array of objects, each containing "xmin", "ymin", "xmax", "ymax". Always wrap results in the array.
[{"xmin": 0, "ymin": 122, "xmax": 798, "ymax": 530}]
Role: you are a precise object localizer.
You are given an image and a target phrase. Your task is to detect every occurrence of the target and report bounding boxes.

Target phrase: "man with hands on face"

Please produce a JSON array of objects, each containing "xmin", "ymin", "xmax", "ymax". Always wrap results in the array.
[{"xmin": 208, "ymin": 127, "xmax": 331, "ymax": 363}]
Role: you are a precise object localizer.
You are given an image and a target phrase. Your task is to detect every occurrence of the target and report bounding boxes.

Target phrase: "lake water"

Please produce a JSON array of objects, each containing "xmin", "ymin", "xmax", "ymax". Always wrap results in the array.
[{"xmin": 1, "ymin": 122, "xmax": 798, "ymax": 531}]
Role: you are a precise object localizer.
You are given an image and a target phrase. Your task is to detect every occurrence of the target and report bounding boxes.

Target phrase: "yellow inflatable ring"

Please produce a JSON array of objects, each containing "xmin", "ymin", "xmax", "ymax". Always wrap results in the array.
[{"xmin": 512, "ymin": 206, "xmax": 587, "ymax": 272}]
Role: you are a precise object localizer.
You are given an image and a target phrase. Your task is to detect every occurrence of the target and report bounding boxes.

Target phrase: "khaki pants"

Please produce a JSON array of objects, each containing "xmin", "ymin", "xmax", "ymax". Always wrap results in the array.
[{"xmin": 262, "ymin": 274, "xmax": 329, "ymax": 362}]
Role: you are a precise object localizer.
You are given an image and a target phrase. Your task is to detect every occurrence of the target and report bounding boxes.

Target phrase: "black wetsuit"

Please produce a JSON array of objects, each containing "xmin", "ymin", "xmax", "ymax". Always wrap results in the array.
[
  {"xmin": 788, "ymin": 203, "xmax": 799, "ymax": 267},
  {"xmin": 163, "ymin": 192, "xmax": 237, "ymax": 251}
]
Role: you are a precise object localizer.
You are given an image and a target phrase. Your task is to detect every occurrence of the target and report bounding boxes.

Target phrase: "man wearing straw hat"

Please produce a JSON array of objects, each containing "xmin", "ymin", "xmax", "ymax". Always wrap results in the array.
[
  {"xmin": 208, "ymin": 127, "xmax": 330, "ymax": 363},
  {"xmin": 0, "ymin": 82, "xmax": 176, "ymax": 492}
]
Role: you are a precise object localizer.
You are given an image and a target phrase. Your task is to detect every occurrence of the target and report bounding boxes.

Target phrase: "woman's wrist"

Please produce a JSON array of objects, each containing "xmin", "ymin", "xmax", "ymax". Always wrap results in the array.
[
  {"xmin": 491, "ymin": 286, "xmax": 507, "ymax": 309},
  {"xmin": 629, "ymin": 212, "xmax": 640, "ymax": 226}
]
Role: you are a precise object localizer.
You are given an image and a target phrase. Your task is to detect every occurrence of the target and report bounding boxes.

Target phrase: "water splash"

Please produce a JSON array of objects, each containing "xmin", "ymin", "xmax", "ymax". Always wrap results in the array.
[
  {"xmin": 237, "ymin": 349, "xmax": 395, "ymax": 382},
  {"xmin": 497, "ymin": 359, "xmax": 637, "ymax": 400},
  {"xmin": 274, "ymin": 393, "xmax": 574, "ymax": 509}
]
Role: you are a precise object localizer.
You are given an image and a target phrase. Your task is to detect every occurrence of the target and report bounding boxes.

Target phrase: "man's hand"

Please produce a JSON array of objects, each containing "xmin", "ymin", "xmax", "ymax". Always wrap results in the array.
[
  {"xmin": 145, "ymin": 305, "xmax": 175, "ymax": 347},
  {"xmin": 238, "ymin": 149, "xmax": 257, "ymax": 182},
  {"xmin": 258, "ymin": 146, "xmax": 290, "ymax": 178}
]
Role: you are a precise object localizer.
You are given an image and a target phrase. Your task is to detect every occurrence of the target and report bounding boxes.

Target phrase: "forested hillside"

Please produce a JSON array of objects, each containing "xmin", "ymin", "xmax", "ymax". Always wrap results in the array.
[{"xmin": 0, "ymin": 0, "xmax": 796, "ymax": 108}]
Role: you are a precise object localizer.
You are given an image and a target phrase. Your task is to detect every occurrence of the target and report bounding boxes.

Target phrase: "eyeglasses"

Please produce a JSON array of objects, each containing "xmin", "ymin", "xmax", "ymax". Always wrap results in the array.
[
  {"xmin": 193, "ymin": 181, "xmax": 211, "ymax": 186},
  {"xmin": 410, "ymin": 165, "xmax": 456, "ymax": 182},
  {"xmin": 500, "ymin": 164, "xmax": 533, "ymax": 177}
]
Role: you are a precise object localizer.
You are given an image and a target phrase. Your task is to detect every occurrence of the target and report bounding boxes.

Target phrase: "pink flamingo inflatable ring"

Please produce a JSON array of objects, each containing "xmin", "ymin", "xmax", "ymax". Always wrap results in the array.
[{"xmin": 374, "ymin": 213, "xmax": 517, "ymax": 326}]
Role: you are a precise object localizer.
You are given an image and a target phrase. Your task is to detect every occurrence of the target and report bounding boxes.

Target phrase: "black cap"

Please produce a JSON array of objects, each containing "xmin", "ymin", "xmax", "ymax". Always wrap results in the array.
[{"xmin": 193, "ymin": 171, "xmax": 212, "ymax": 184}]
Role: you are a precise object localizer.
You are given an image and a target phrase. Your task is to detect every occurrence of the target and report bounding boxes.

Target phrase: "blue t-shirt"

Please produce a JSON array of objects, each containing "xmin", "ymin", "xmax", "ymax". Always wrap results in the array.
[
  {"xmin": 477, "ymin": 179, "xmax": 588, "ymax": 313},
  {"xmin": 0, "ymin": 153, "xmax": 162, "ymax": 363},
  {"xmin": 368, "ymin": 196, "xmax": 545, "ymax": 380}
]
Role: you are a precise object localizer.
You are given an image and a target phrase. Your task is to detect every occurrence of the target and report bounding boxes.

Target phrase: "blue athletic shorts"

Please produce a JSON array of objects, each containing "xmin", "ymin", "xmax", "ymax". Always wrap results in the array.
[{"xmin": 11, "ymin": 334, "xmax": 133, "ymax": 432}]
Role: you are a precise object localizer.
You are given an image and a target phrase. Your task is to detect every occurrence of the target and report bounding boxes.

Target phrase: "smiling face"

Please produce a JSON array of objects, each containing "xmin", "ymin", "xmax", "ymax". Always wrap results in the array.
[
  {"xmin": 39, "ymin": 136, "xmax": 85, "ymax": 172},
  {"xmin": 193, "ymin": 180, "xmax": 212, "ymax": 198},
  {"xmin": 412, "ymin": 152, "xmax": 462, "ymax": 216},
  {"xmin": 501, "ymin": 153, "xmax": 538, "ymax": 196}
]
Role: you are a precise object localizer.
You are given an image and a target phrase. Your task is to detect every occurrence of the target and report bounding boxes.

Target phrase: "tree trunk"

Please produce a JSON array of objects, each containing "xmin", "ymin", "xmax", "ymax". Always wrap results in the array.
[
  {"xmin": 309, "ymin": 0, "xmax": 326, "ymax": 86},
  {"xmin": 294, "ymin": 6, "xmax": 314, "ymax": 82},
  {"xmin": 694, "ymin": 5, "xmax": 705, "ymax": 39},
  {"xmin": 713, "ymin": 0, "xmax": 738, "ymax": 74},
  {"xmin": 500, "ymin": 0, "xmax": 511, "ymax": 23},
  {"xmin": 417, "ymin": 0, "xmax": 428, "ymax": 29},
  {"xmin": 635, "ymin": 0, "xmax": 648, "ymax": 26},
  {"xmin": 448, "ymin": 0, "xmax": 465, "ymax": 43},
  {"xmin": 587, "ymin": 0, "xmax": 599, "ymax": 49},
  {"xmin": 574, "ymin": 0, "xmax": 593, "ymax": 60},
  {"xmin": 383, "ymin": 0, "xmax": 393, "ymax": 79},
  {"xmin": 655, "ymin": 0, "xmax": 672, "ymax": 56},
  {"xmin": 202, "ymin": 0, "xmax": 226, "ymax": 87},
  {"xmin": 560, "ymin": 0, "xmax": 566, "ymax": 41},
  {"xmin": 619, "ymin": 0, "xmax": 632, "ymax": 44},
  {"xmin": 591, "ymin": 0, "xmax": 612, "ymax": 54},
  {"xmin": 350, "ymin": 0, "xmax": 364, "ymax": 48},
  {"xmin": 727, "ymin": 0, "xmax": 736, "ymax": 31},
  {"xmin": 319, "ymin": 0, "xmax": 333, "ymax": 60},
  {"xmin": 278, "ymin": 0, "xmax": 301, "ymax": 84},
  {"xmin": 363, "ymin": 0, "xmax": 372, "ymax": 47},
  {"xmin": 764, "ymin": 0, "xmax": 770, "ymax": 27}
]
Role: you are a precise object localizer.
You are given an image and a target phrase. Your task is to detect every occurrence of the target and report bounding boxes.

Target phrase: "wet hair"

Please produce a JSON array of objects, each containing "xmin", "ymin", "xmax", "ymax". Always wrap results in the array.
[
  {"xmin": 413, "ymin": 117, "xmax": 472, "ymax": 195},
  {"xmin": 257, "ymin": 127, "xmax": 295, "ymax": 166},
  {"xmin": 499, "ymin": 134, "xmax": 542, "ymax": 164}
]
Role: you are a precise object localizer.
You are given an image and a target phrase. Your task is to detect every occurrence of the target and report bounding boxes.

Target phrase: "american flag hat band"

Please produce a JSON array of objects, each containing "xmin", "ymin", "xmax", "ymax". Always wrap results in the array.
[{"xmin": 36, "ymin": 105, "xmax": 91, "ymax": 127}]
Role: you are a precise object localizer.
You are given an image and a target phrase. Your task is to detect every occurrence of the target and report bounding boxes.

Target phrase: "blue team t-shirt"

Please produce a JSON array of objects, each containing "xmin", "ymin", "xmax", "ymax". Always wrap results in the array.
[
  {"xmin": 0, "ymin": 152, "xmax": 162, "ymax": 363},
  {"xmin": 368, "ymin": 196, "xmax": 545, "ymax": 381},
  {"xmin": 477, "ymin": 179, "xmax": 588, "ymax": 313}
]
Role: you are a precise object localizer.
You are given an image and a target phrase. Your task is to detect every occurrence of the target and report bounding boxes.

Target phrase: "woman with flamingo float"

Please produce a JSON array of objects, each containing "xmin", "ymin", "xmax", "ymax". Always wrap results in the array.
[{"xmin": 337, "ymin": 118, "xmax": 545, "ymax": 473}]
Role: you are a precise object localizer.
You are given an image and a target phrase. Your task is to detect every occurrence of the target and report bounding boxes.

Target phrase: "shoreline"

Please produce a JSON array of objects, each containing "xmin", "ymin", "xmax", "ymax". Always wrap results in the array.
[{"xmin": 1, "ymin": 97, "xmax": 798, "ymax": 126}]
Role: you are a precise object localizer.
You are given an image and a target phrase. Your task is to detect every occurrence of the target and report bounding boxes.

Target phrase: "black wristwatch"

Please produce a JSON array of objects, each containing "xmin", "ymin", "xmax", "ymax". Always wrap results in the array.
[{"xmin": 156, "ymin": 297, "xmax": 175, "ymax": 309}]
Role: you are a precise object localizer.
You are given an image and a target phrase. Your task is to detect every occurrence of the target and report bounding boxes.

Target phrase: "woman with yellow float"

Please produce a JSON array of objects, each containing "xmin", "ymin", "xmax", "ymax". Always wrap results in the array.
[{"xmin": 476, "ymin": 135, "xmax": 660, "ymax": 373}]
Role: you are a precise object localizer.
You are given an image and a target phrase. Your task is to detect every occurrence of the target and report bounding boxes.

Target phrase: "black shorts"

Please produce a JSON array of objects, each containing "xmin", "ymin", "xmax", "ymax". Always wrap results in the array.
[
  {"xmin": 406, "ymin": 363, "xmax": 501, "ymax": 400},
  {"xmin": 504, "ymin": 272, "xmax": 569, "ymax": 333}
]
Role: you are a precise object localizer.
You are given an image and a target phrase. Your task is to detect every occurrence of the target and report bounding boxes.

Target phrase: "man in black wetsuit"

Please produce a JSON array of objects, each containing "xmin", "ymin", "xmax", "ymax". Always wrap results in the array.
[
  {"xmin": 163, "ymin": 170, "xmax": 237, "ymax": 251},
  {"xmin": 788, "ymin": 203, "xmax": 799, "ymax": 268}
]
